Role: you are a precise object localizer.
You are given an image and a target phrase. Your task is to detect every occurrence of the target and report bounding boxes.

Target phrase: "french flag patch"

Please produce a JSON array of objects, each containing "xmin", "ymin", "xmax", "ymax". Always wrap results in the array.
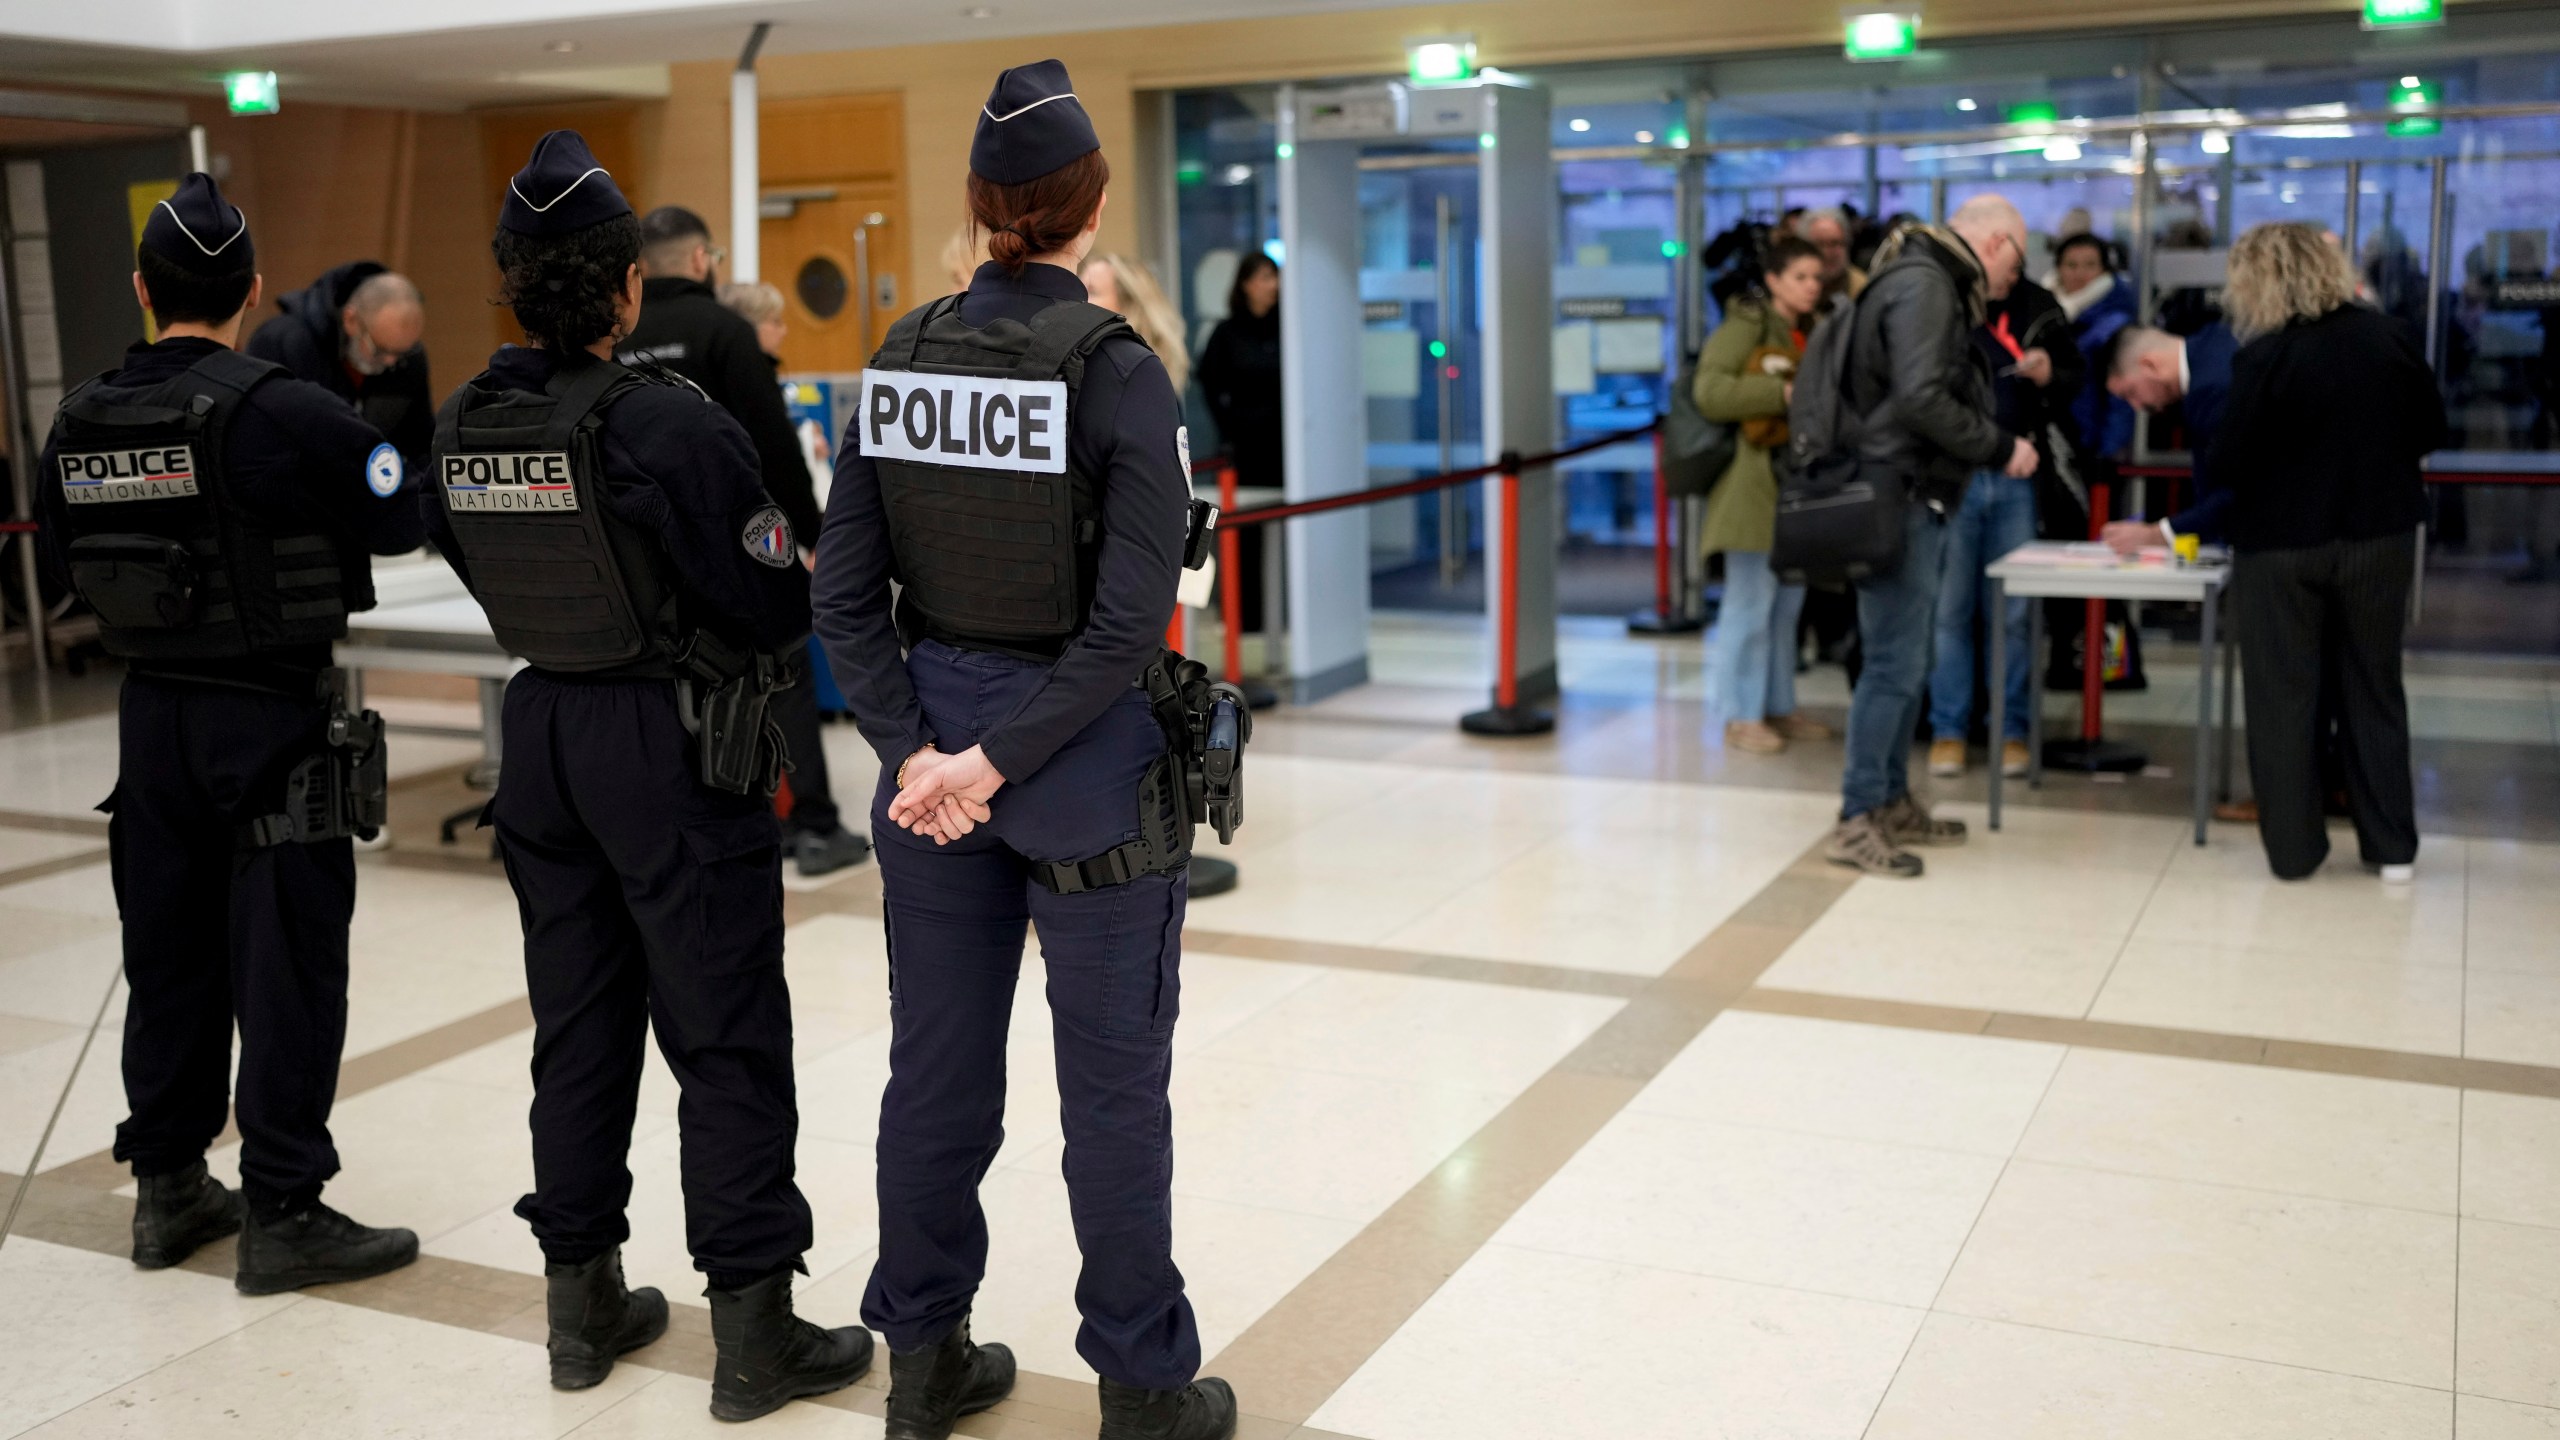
[{"xmin": 742, "ymin": 505, "xmax": 795, "ymax": 568}]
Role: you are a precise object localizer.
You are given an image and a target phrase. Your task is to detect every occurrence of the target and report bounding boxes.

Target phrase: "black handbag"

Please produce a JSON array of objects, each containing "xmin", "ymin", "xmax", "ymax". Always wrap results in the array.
[
  {"xmin": 1661, "ymin": 352, "xmax": 1737, "ymax": 499},
  {"xmin": 1769, "ymin": 300, "xmax": 1906, "ymax": 583}
]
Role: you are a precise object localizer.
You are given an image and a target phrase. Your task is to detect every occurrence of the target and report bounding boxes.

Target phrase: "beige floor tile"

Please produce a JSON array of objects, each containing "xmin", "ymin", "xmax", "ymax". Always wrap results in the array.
[
  {"xmin": 1867, "ymin": 1312, "xmax": 2452, "ymax": 1440},
  {"xmin": 1195, "ymin": 968, "xmax": 1621, "ymax": 1093},
  {"xmin": 2465, "ymin": 1092, "xmax": 2560, "ymax": 1229},
  {"xmin": 1948, "ymin": 805, "xmax": 2189, "ymax": 872},
  {"xmin": 1494, "ymin": 1108, "xmax": 2007, "ymax": 1307},
  {"xmin": 2088, "ymin": 938, "xmax": 2466, "ymax": 1055},
  {"xmin": 1310, "ymin": 1243, "xmax": 1924, "ymax": 1440},
  {"xmin": 0, "ymin": 827, "xmax": 105, "ymax": 873},
  {"xmin": 566, "ymin": 1372, "xmax": 885, "ymax": 1436},
  {"xmin": 2464, "ymin": 1395, "xmax": 2560, "ymax": 1439},
  {"xmin": 2466, "ymin": 971, "xmax": 2560, "ymax": 1067},
  {"xmin": 1164, "ymin": 1058, "xmax": 1515, "ymax": 1223},
  {"xmin": 21, "ymin": 1294, "xmax": 652, "ymax": 1438},
  {"xmin": 2461, "ymin": 1218, "xmax": 2560, "ymax": 1409},
  {"xmin": 0, "ymin": 713, "xmax": 121, "ymax": 821},
  {"xmin": 0, "ymin": 1021, "xmax": 138, "ymax": 1178},
  {"xmin": 0, "ymin": 927, "xmax": 124, "ymax": 1025},
  {"xmin": 2014, "ymin": 1049, "xmax": 2460, "ymax": 1213},
  {"xmin": 1827, "ymin": 857, "xmax": 2161, "ymax": 939},
  {"xmin": 800, "ymin": 1164, "xmax": 1359, "ymax": 1386},
  {"xmin": 1633, "ymin": 1011, "xmax": 2064, "ymax": 1156},
  {"xmin": 1758, "ymin": 910, "xmax": 2125, "ymax": 1018},
  {"xmin": 207, "ymin": 1074, "xmax": 538, "ymax": 1242},
  {"xmin": 0, "ymin": 862, "xmax": 120, "ymax": 921},
  {"xmin": 2131, "ymin": 871, "xmax": 2466, "ymax": 967},
  {"xmin": 0, "ymin": 1238, "xmax": 301, "ymax": 1435},
  {"xmin": 342, "ymin": 945, "xmax": 532, "ymax": 1057},
  {"xmin": 1936, "ymin": 1160, "xmax": 2456, "ymax": 1388},
  {"xmin": 1160, "ymin": 950, "xmax": 1327, "ymax": 1055}
]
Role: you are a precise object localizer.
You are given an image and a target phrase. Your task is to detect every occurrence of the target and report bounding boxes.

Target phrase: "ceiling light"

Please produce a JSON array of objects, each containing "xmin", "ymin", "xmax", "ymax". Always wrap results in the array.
[
  {"xmin": 2400, "ymin": 74, "xmax": 2422, "ymax": 88},
  {"xmin": 1634, "ymin": 129, "xmax": 1655, "ymax": 143},
  {"xmin": 2043, "ymin": 137, "xmax": 2083, "ymax": 162},
  {"xmin": 960, "ymin": 5, "xmax": 996, "ymax": 16},
  {"xmin": 1569, "ymin": 117, "xmax": 1591, "ymax": 132},
  {"xmin": 2200, "ymin": 128, "xmax": 2230, "ymax": 154},
  {"xmin": 1406, "ymin": 36, "xmax": 1477, "ymax": 87},
  {"xmin": 544, "ymin": 39, "xmax": 578, "ymax": 53},
  {"xmin": 1221, "ymin": 163, "xmax": 1252, "ymax": 185},
  {"xmin": 1955, "ymin": 97, "xmax": 1976, "ymax": 111}
]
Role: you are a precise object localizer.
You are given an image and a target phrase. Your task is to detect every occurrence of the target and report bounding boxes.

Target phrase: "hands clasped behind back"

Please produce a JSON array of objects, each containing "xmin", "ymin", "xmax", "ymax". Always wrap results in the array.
[{"xmin": 890, "ymin": 744, "xmax": 1005, "ymax": 844}]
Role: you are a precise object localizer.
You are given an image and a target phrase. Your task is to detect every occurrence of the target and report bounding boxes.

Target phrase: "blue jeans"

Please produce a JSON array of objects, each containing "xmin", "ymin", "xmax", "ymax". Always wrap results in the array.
[
  {"xmin": 1928, "ymin": 469, "xmax": 2037, "ymax": 742},
  {"xmin": 1709, "ymin": 550, "xmax": 1806, "ymax": 725},
  {"xmin": 1842, "ymin": 502, "xmax": 1951, "ymax": 820}
]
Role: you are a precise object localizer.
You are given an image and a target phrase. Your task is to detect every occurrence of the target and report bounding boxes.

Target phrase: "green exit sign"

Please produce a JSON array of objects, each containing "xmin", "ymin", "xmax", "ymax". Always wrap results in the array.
[
  {"xmin": 224, "ymin": 71, "xmax": 279, "ymax": 116},
  {"xmin": 1843, "ymin": 12, "xmax": 1919, "ymax": 62},
  {"xmin": 2363, "ymin": 0, "xmax": 2444, "ymax": 29}
]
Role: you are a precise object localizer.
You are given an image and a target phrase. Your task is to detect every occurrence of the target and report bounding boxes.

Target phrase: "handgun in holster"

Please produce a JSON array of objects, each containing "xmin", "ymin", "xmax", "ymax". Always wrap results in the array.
[
  {"xmin": 674, "ymin": 631, "xmax": 795, "ymax": 797},
  {"xmin": 238, "ymin": 667, "xmax": 387, "ymax": 848}
]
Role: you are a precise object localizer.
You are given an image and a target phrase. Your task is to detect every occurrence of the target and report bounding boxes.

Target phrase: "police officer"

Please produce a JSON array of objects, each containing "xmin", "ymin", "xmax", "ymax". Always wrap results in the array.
[
  {"xmin": 424, "ymin": 131, "xmax": 868, "ymax": 1421},
  {"xmin": 614, "ymin": 205, "xmax": 868, "ymax": 877},
  {"xmin": 813, "ymin": 60, "xmax": 1237, "ymax": 1440},
  {"xmin": 38, "ymin": 173, "xmax": 421, "ymax": 1293},
  {"xmin": 245, "ymin": 261, "xmax": 433, "ymax": 476}
]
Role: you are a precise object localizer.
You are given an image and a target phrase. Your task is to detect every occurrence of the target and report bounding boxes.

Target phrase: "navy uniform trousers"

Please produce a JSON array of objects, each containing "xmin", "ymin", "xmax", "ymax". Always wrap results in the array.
[
  {"xmin": 108, "ymin": 674, "xmax": 352, "ymax": 1215},
  {"xmin": 490, "ymin": 670, "xmax": 815, "ymax": 1279},
  {"xmin": 862, "ymin": 639, "xmax": 1199, "ymax": 1391}
]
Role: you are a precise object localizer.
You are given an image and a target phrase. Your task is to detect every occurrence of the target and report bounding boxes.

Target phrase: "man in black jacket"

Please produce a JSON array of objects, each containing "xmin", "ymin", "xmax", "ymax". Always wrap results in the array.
[
  {"xmin": 245, "ymin": 261, "xmax": 433, "ymax": 477},
  {"xmin": 1828, "ymin": 197, "xmax": 2040, "ymax": 878},
  {"xmin": 619, "ymin": 206, "xmax": 867, "ymax": 876},
  {"xmin": 1927, "ymin": 273, "xmax": 2083, "ymax": 783}
]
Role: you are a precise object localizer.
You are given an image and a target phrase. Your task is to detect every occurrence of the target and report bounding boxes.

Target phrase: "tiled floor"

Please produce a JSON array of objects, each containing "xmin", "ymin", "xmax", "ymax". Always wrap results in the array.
[{"xmin": 4, "ymin": 613, "xmax": 2559, "ymax": 1439}]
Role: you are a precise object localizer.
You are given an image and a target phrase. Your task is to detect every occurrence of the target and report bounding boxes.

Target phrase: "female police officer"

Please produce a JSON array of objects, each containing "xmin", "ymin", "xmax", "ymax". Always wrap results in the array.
[
  {"xmin": 426, "ymin": 131, "xmax": 868, "ymax": 1422},
  {"xmin": 812, "ymin": 61, "xmax": 1235, "ymax": 1440}
]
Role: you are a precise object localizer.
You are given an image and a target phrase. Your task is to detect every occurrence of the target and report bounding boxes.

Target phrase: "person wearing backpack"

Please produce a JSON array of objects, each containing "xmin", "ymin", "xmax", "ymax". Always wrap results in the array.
[
  {"xmin": 1810, "ymin": 198, "xmax": 2039, "ymax": 878},
  {"xmin": 1696, "ymin": 235, "xmax": 1834, "ymax": 755}
]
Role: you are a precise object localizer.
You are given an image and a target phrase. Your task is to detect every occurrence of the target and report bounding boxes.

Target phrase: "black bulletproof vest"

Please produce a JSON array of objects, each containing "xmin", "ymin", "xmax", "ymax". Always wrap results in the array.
[
  {"xmin": 865, "ymin": 295, "xmax": 1132, "ymax": 657},
  {"xmin": 43, "ymin": 348, "xmax": 365, "ymax": 661},
  {"xmin": 432, "ymin": 357, "xmax": 684, "ymax": 676}
]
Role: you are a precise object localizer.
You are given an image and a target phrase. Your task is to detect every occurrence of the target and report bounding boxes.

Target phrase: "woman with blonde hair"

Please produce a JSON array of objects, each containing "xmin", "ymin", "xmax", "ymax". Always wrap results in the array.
[
  {"xmin": 2212, "ymin": 220, "xmax": 2444, "ymax": 881},
  {"xmin": 1080, "ymin": 251, "xmax": 1190, "ymax": 391}
]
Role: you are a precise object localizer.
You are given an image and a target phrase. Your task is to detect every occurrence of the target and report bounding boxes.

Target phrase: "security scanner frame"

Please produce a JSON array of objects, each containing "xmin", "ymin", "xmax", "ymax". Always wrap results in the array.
[{"xmin": 1275, "ymin": 74, "xmax": 1553, "ymax": 708}]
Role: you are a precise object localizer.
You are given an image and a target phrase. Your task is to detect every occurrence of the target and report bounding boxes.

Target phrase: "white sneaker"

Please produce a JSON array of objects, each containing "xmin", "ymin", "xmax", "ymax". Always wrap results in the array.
[{"xmin": 2379, "ymin": 863, "xmax": 2415, "ymax": 884}]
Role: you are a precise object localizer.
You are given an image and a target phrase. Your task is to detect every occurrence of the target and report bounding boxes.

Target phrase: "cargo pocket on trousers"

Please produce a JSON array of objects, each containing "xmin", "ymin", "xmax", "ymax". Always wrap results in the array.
[{"xmin": 683, "ymin": 811, "xmax": 785, "ymax": 975}]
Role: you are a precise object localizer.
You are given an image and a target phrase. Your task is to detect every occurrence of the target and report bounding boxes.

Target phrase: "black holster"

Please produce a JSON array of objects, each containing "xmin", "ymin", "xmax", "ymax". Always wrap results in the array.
[
  {"xmin": 238, "ymin": 667, "xmax": 386, "ymax": 848},
  {"xmin": 674, "ymin": 632, "xmax": 794, "ymax": 797},
  {"xmin": 1029, "ymin": 647, "xmax": 1251, "ymax": 896}
]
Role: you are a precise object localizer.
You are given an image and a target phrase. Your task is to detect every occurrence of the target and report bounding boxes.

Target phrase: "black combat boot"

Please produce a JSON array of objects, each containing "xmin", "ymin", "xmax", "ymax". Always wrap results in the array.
[
  {"xmin": 234, "ymin": 1200, "xmax": 419, "ymax": 1295},
  {"xmin": 1097, "ymin": 1376, "xmax": 1239, "ymax": 1440},
  {"xmin": 130, "ymin": 1160, "xmax": 240, "ymax": 1270},
  {"xmin": 884, "ymin": 1312, "xmax": 1016, "ymax": 1440},
  {"xmin": 706, "ymin": 1270, "xmax": 874, "ymax": 1422},
  {"xmin": 546, "ymin": 1248, "xmax": 668, "ymax": 1390}
]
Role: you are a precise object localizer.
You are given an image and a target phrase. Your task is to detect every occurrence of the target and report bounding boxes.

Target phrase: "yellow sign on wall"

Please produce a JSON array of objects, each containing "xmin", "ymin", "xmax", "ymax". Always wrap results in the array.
[{"xmin": 126, "ymin": 179, "xmax": 177, "ymax": 343}]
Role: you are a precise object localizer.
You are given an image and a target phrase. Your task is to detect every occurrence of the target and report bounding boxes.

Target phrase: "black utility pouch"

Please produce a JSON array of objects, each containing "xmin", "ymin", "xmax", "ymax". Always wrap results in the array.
[{"xmin": 67, "ymin": 535, "xmax": 200, "ymax": 630}]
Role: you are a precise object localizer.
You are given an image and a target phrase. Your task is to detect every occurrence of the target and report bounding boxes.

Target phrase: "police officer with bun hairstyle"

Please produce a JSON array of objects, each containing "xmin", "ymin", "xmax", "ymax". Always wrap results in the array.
[
  {"xmin": 815, "ymin": 59, "xmax": 1240, "ymax": 1440},
  {"xmin": 39, "ymin": 173, "xmax": 422, "ymax": 1293},
  {"xmin": 426, "ymin": 131, "xmax": 869, "ymax": 1421}
]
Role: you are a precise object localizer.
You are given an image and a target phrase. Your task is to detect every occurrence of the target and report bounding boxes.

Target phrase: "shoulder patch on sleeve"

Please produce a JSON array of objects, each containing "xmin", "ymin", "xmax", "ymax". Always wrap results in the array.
[
  {"xmin": 1175, "ymin": 425, "xmax": 1191, "ymax": 478},
  {"xmin": 742, "ymin": 505, "xmax": 796, "ymax": 568},
  {"xmin": 364, "ymin": 443, "xmax": 404, "ymax": 497}
]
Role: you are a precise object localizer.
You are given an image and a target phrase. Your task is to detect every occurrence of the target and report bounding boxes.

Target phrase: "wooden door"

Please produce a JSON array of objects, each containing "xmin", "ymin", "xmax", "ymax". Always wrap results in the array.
[
  {"xmin": 763, "ymin": 193, "xmax": 904, "ymax": 372},
  {"xmin": 757, "ymin": 92, "xmax": 905, "ymax": 373}
]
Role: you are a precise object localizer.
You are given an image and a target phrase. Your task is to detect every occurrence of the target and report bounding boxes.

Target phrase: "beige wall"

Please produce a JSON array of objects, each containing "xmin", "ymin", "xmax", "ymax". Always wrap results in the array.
[{"xmin": 654, "ymin": 0, "xmax": 2345, "ymax": 292}]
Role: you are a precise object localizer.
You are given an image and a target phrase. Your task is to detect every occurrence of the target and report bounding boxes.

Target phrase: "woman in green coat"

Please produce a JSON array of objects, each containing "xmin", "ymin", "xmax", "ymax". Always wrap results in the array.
[{"xmin": 1696, "ymin": 235, "xmax": 1831, "ymax": 755}]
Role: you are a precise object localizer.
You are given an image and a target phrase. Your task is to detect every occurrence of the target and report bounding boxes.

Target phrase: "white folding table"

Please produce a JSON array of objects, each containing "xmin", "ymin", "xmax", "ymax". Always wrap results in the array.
[{"xmin": 1983, "ymin": 543, "xmax": 2235, "ymax": 845}]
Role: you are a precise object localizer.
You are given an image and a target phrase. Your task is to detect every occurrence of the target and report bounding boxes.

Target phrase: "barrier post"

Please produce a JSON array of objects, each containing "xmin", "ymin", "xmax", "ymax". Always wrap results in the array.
[
  {"xmin": 1627, "ymin": 430, "xmax": 1704, "ymax": 635},
  {"xmin": 1460, "ymin": 452, "xmax": 1556, "ymax": 737},
  {"xmin": 1218, "ymin": 462, "xmax": 1243, "ymax": 686},
  {"xmin": 2043, "ymin": 477, "xmax": 2147, "ymax": 773}
]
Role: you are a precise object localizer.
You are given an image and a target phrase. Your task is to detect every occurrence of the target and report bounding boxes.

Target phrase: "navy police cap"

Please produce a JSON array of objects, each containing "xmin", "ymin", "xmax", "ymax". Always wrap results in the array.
[
  {"xmin": 970, "ymin": 59, "xmax": 1100, "ymax": 185},
  {"xmin": 140, "ymin": 173, "xmax": 253, "ymax": 275},
  {"xmin": 500, "ymin": 129, "xmax": 632, "ymax": 237}
]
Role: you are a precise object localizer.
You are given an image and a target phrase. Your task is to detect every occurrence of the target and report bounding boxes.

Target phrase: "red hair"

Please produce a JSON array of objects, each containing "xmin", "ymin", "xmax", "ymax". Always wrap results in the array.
[{"xmin": 967, "ymin": 150, "xmax": 1110, "ymax": 274}]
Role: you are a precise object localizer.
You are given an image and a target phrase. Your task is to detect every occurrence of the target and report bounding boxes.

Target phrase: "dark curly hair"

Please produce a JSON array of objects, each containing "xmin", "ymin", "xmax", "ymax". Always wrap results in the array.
[{"xmin": 492, "ymin": 212, "xmax": 641, "ymax": 353}]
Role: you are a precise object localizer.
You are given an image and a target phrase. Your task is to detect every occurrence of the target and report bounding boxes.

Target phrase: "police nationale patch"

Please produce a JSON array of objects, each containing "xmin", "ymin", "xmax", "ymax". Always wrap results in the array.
[
  {"xmin": 742, "ymin": 505, "xmax": 795, "ymax": 568},
  {"xmin": 59, "ymin": 444, "xmax": 199, "ymax": 504},
  {"xmin": 364, "ymin": 443, "xmax": 403, "ymax": 498}
]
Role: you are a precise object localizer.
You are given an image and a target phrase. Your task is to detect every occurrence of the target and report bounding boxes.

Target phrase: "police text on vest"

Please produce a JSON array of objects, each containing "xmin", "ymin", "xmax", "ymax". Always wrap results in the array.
[
  {"xmin": 860, "ymin": 370, "xmax": 1068, "ymax": 475},
  {"xmin": 442, "ymin": 451, "xmax": 581, "ymax": 512},
  {"xmin": 59, "ymin": 445, "xmax": 200, "ymax": 504}
]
